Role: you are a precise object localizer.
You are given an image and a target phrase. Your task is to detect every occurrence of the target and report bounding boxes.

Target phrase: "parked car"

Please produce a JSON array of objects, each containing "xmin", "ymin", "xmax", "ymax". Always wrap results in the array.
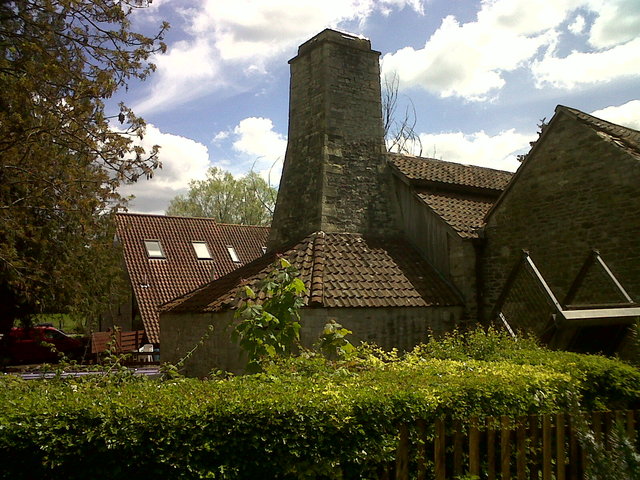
[{"xmin": 5, "ymin": 325, "xmax": 86, "ymax": 364}]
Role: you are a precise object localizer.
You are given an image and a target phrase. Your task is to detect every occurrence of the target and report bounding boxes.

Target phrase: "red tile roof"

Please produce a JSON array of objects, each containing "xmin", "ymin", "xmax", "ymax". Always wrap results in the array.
[
  {"xmin": 389, "ymin": 154, "xmax": 513, "ymax": 192},
  {"xmin": 115, "ymin": 213, "xmax": 269, "ymax": 343},
  {"xmin": 417, "ymin": 191, "xmax": 496, "ymax": 239},
  {"xmin": 163, "ymin": 231, "xmax": 462, "ymax": 314},
  {"xmin": 389, "ymin": 154, "xmax": 513, "ymax": 238}
]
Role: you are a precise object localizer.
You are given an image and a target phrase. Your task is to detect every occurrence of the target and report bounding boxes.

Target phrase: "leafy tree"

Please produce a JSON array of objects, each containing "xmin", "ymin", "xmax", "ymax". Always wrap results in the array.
[
  {"xmin": 0, "ymin": 1, "xmax": 168, "ymax": 333},
  {"xmin": 166, "ymin": 166, "xmax": 277, "ymax": 226},
  {"xmin": 232, "ymin": 258, "xmax": 306, "ymax": 373}
]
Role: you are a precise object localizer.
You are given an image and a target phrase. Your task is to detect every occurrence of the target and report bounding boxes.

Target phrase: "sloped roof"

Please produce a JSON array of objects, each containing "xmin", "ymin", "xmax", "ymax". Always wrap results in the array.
[
  {"xmin": 417, "ymin": 191, "xmax": 497, "ymax": 239},
  {"xmin": 163, "ymin": 231, "xmax": 462, "ymax": 314},
  {"xmin": 389, "ymin": 154, "xmax": 513, "ymax": 192},
  {"xmin": 389, "ymin": 154, "xmax": 513, "ymax": 238},
  {"xmin": 559, "ymin": 105, "xmax": 640, "ymax": 159},
  {"xmin": 115, "ymin": 213, "xmax": 269, "ymax": 343}
]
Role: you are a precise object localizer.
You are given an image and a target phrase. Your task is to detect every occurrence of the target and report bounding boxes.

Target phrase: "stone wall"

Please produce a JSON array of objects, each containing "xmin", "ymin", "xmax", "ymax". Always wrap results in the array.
[
  {"xmin": 161, "ymin": 305, "xmax": 462, "ymax": 377},
  {"xmin": 392, "ymin": 177, "xmax": 477, "ymax": 319},
  {"xmin": 482, "ymin": 112, "xmax": 640, "ymax": 322}
]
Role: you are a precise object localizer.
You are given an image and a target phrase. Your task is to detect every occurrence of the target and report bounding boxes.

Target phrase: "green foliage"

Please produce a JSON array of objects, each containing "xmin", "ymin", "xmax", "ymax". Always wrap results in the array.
[
  {"xmin": 166, "ymin": 167, "xmax": 277, "ymax": 225},
  {"xmin": 0, "ymin": 1, "xmax": 168, "ymax": 331},
  {"xmin": 1, "ymin": 330, "xmax": 640, "ymax": 478},
  {"xmin": 316, "ymin": 320, "xmax": 356, "ymax": 360},
  {"xmin": 232, "ymin": 258, "xmax": 306, "ymax": 373},
  {"xmin": 574, "ymin": 415, "xmax": 640, "ymax": 479}
]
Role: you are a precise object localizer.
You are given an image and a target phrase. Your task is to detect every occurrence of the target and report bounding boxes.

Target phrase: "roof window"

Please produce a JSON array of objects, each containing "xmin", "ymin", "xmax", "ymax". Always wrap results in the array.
[
  {"xmin": 226, "ymin": 245, "xmax": 240, "ymax": 263},
  {"xmin": 262, "ymin": 246, "xmax": 267, "ymax": 254},
  {"xmin": 144, "ymin": 240, "xmax": 165, "ymax": 259},
  {"xmin": 192, "ymin": 241, "xmax": 213, "ymax": 260}
]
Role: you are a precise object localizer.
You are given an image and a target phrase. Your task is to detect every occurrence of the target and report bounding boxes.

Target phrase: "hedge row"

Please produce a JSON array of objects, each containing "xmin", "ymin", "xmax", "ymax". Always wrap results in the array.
[{"xmin": 1, "ymin": 333, "xmax": 639, "ymax": 479}]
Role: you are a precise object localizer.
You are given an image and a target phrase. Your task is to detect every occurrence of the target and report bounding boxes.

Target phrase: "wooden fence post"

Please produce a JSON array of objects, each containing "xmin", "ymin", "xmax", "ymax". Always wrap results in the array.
[
  {"xmin": 453, "ymin": 419, "xmax": 463, "ymax": 478},
  {"xmin": 469, "ymin": 417, "xmax": 480, "ymax": 478},
  {"xmin": 487, "ymin": 417, "xmax": 496, "ymax": 480},
  {"xmin": 516, "ymin": 417, "xmax": 526, "ymax": 480},
  {"xmin": 417, "ymin": 419, "xmax": 426, "ymax": 480},
  {"xmin": 435, "ymin": 419, "xmax": 445, "ymax": 480},
  {"xmin": 543, "ymin": 414, "xmax": 552, "ymax": 480},
  {"xmin": 501, "ymin": 415, "xmax": 511, "ymax": 480},
  {"xmin": 396, "ymin": 423, "xmax": 409, "ymax": 480},
  {"xmin": 556, "ymin": 413, "xmax": 566, "ymax": 480}
]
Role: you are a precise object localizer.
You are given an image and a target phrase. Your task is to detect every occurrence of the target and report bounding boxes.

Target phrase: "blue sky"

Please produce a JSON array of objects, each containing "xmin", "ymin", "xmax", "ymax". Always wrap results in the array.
[{"xmin": 115, "ymin": 0, "xmax": 640, "ymax": 214}]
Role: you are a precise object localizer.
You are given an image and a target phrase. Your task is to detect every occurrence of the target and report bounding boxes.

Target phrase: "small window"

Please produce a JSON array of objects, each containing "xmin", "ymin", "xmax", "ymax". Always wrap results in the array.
[
  {"xmin": 261, "ymin": 246, "xmax": 267, "ymax": 254},
  {"xmin": 144, "ymin": 240, "xmax": 165, "ymax": 259},
  {"xmin": 192, "ymin": 241, "xmax": 212, "ymax": 260},
  {"xmin": 226, "ymin": 245, "xmax": 240, "ymax": 263}
]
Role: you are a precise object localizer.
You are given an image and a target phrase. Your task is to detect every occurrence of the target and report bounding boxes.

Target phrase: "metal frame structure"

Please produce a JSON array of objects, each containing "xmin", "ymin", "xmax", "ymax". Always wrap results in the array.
[{"xmin": 494, "ymin": 250, "xmax": 639, "ymax": 345}]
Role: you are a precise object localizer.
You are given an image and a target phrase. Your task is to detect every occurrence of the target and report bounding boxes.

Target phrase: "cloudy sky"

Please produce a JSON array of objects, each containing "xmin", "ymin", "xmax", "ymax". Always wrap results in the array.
[{"xmin": 115, "ymin": 0, "xmax": 640, "ymax": 214}]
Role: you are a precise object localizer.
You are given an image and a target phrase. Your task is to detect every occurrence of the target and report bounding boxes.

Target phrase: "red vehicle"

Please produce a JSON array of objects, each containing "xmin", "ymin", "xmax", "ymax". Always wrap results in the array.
[{"xmin": 5, "ymin": 325, "xmax": 85, "ymax": 364}]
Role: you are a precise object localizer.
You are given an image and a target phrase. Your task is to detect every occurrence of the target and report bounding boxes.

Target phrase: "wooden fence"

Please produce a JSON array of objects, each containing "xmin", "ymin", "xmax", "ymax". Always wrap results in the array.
[
  {"xmin": 391, "ymin": 410, "xmax": 638, "ymax": 480},
  {"xmin": 91, "ymin": 329, "xmax": 153, "ymax": 362}
]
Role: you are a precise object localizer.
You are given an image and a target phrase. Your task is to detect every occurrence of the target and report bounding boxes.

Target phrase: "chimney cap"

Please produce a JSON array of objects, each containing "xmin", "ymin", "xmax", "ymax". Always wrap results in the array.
[{"xmin": 293, "ymin": 28, "xmax": 378, "ymax": 60}]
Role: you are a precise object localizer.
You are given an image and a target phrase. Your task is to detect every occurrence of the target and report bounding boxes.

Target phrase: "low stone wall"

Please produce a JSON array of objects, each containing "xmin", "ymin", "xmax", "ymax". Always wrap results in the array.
[{"xmin": 161, "ymin": 305, "xmax": 463, "ymax": 377}]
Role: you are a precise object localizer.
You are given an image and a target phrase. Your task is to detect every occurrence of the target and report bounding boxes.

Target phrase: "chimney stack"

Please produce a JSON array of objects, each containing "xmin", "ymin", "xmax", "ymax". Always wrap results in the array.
[{"xmin": 268, "ymin": 29, "xmax": 396, "ymax": 249}]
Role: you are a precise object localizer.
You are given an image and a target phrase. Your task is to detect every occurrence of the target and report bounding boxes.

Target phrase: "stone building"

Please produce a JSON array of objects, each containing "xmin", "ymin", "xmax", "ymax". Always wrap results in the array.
[
  {"xmin": 158, "ymin": 29, "xmax": 639, "ymax": 375},
  {"xmin": 482, "ymin": 106, "xmax": 640, "ymax": 355},
  {"xmin": 161, "ymin": 30, "xmax": 514, "ymax": 375}
]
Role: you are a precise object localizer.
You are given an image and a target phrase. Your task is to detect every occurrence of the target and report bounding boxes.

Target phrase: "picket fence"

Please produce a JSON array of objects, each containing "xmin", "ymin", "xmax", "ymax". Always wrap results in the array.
[{"xmin": 387, "ymin": 410, "xmax": 638, "ymax": 480}]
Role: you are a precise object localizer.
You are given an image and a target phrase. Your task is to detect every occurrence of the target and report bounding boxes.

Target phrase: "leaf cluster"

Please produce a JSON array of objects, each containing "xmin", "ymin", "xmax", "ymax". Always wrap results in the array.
[
  {"xmin": 232, "ymin": 258, "xmax": 306, "ymax": 373},
  {"xmin": 0, "ymin": 1, "xmax": 167, "ymax": 328},
  {"xmin": 166, "ymin": 167, "xmax": 277, "ymax": 226}
]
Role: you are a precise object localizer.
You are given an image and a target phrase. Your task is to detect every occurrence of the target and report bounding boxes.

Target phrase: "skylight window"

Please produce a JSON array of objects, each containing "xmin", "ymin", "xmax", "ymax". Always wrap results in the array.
[
  {"xmin": 144, "ymin": 240, "xmax": 165, "ymax": 259},
  {"xmin": 227, "ymin": 245, "xmax": 240, "ymax": 263},
  {"xmin": 192, "ymin": 241, "xmax": 212, "ymax": 260}
]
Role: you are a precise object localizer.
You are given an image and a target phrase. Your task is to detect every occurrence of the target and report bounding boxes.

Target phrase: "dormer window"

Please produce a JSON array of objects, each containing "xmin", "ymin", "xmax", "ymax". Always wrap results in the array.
[
  {"xmin": 226, "ymin": 245, "xmax": 240, "ymax": 263},
  {"xmin": 192, "ymin": 241, "xmax": 213, "ymax": 260},
  {"xmin": 261, "ymin": 246, "xmax": 267, "ymax": 254},
  {"xmin": 144, "ymin": 240, "xmax": 165, "ymax": 259}
]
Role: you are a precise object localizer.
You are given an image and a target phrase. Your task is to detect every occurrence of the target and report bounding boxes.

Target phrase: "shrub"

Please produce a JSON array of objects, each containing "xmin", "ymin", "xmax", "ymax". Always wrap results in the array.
[{"xmin": 1, "ymin": 329, "xmax": 639, "ymax": 479}]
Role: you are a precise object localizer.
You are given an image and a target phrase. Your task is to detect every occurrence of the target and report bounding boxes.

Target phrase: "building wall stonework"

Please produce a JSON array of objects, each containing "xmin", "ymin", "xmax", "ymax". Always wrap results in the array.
[
  {"xmin": 268, "ymin": 30, "xmax": 397, "ymax": 249},
  {"xmin": 482, "ymin": 113, "xmax": 640, "ymax": 322},
  {"xmin": 161, "ymin": 305, "xmax": 462, "ymax": 377},
  {"xmin": 392, "ymin": 177, "xmax": 476, "ymax": 319}
]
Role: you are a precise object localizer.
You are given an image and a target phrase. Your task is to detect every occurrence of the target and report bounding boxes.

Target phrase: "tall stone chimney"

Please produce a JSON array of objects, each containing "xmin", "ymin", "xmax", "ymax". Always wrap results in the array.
[{"xmin": 268, "ymin": 29, "xmax": 396, "ymax": 249}]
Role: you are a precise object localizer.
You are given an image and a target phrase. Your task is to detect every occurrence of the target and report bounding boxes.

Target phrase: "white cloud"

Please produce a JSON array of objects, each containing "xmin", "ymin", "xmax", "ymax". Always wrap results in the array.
[
  {"xmin": 591, "ymin": 100, "xmax": 640, "ymax": 130},
  {"xmin": 417, "ymin": 129, "xmax": 534, "ymax": 172},
  {"xmin": 531, "ymin": 37, "xmax": 640, "ymax": 89},
  {"xmin": 382, "ymin": 0, "xmax": 640, "ymax": 100},
  {"xmin": 133, "ymin": 38, "xmax": 225, "ymax": 114},
  {"xmin": 381, "ymin": 0, "xmax": 579, "ymax": 100},
  {"xmin": 568, "ymin": 14, "xmax": 586, "ymax": 35},
  {"xmin": 588, "ymin": 0, "xmax": 640, "ymax": 48},
  {"xmin": 212, "ymin": 117, "xmax": 287, "ymax": 184},
  {"xmin": 118, "ymin": 124, "xmax": 210, "ymax": 214},
  {"xmin": 134, "ymin": 0, "xmax": 423, "ymax": 113}
]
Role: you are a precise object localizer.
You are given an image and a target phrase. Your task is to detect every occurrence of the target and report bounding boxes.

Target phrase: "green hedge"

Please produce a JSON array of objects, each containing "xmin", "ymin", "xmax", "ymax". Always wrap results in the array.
[{"xmin": 1, "ymin": 333, "xmax": 639, "ymax": 479}]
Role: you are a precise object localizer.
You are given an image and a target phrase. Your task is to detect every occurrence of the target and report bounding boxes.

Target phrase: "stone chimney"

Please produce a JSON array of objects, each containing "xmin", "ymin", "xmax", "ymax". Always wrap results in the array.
[{"xmin": 268, "ymin": 29, "xmax": 396, "ymax": 249}]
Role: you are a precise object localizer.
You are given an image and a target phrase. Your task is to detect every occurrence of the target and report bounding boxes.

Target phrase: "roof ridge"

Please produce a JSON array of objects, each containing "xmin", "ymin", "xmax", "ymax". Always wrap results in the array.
[
  {"xmin": 217, "ymin": 223, "xmax": 270, "ymax": 229},
  {"xmin": 116, "ymin": 211, "xmax": 271, "ymax": 229},
  {"xmin": 387, "ymin": 152, "xmax": 514, "ymax": 175},
  {"xmin": 557, "ymin": 105, "xmax": 640, "ymax": 135},
  {"xmin": 309, "ymin": 231, "xmax": 326, "ymax": 305}
]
